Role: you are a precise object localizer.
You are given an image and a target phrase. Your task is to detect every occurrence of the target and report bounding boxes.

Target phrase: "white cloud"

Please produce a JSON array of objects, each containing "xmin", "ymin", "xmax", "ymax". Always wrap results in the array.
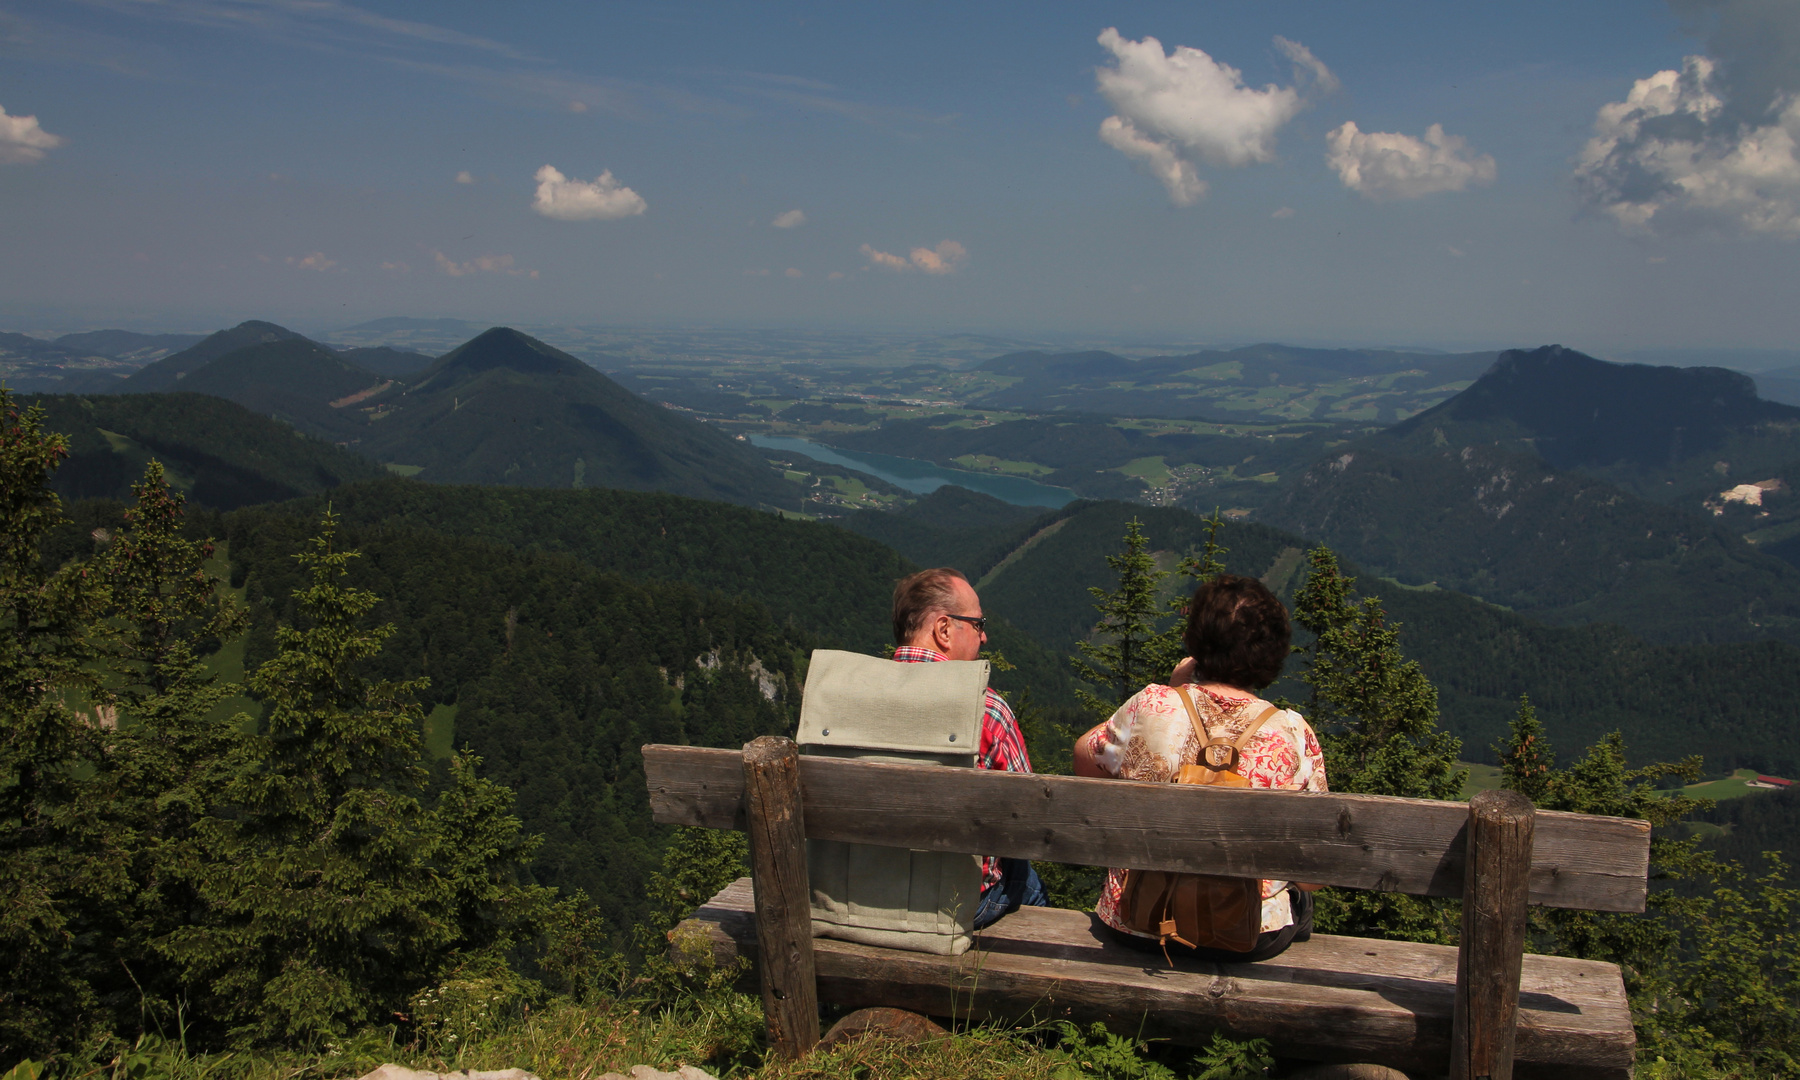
[
  {"xmin": 1575, "ymin": 54, "xmax": 1800, "ymax": 237},
  {"xmin": 860, "ymin": 244, "xmax": 912, "ymax": 271},
  {"xmin": 771, "ymin": 209, "xmax": 807, "ymax": 228},
  {"xmin": 861, "ymin": 240, "xmax": 968, "ymax": 274},
  {"xmin": 1271, "ymin": 206, "xmax": 1296, "ymax": 219},
  {"xmin": 381, "ymin": 260, "xmax": 411, "ymax": 273},
  {"xmin": 1326, "ymin": 121, "xmax": 1496, "ymax": 199},
  {"xmin": 531, "ymin": 164, "xmax": 647, "ymax": 221},
  {"xmin": 434, "ymin": 250, "xmax": 537, "ymax": 278},
  {"xmin": 455, "ymin": 170, "xmax": 475, "ymax": 184},
  {"xmin": 0, "ymin": 104, "xmax": 64, "ymax": 164},
  {"xmin": 568, "ymin": 100, "xmax": 588, "ymax": 113},
  {"xmin": 827, "ymin": 270, "xmax": 847, "ymax": 280},
  {"xmin": 1094, "ymin": 27, "xmax": 1333, "ymax": 205},
  {"xmin": 785, "ymin": 267, "xmax": 804, "ymax": 278},
  {"xmin": 287, "ymin": 252, "xmax": 338, "ymax": 272}
]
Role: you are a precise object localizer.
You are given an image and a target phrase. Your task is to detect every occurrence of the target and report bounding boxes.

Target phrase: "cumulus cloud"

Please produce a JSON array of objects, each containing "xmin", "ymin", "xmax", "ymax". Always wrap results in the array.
[
  {"xmin": 433, "ymin": 250, "xmax": 537, "ymax": 278},
  {"xmin": 0, "ymin": 104, "xmax": 64, "ymax": 164},
  {"xmin": 287, "ymin": 252, "xmax": 337, "ymax": 272},
  {"xmin": 1575, "ymin": 1, "xmax": 1800, "ymax": 237},
  {"xmin": 860, "ymin": 240, "xmax": 967, "ymax": 274},
  {"xmin": 772, "ymin": 209, "xmax": 806, "ymax": 228},
  {"xmin": 785, "ymin": 267, "xmax": 804, "ymax": 278},
  {"xmin": 531, "ymin": 164, "xmax": 647, "ymax": 220},
  {"xmin": 455, "ymin": 170, "xmax": 475, "ymax": 184},
  {"xmin": 1326, "ymin": 122, "xmax": 1497, "ymax": 199},
  {"xmin": 1094, "ymin": 27, "xmax": 1334, "ymax": 205},
  {"xmin": 1271, "ymin": 206, "xmax": 1296, "ymax": 218}
]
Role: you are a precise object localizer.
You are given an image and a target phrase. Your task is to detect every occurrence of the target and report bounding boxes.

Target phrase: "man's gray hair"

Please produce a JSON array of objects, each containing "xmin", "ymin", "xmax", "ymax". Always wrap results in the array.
[{"xmin": 892, "ymin": 567, "xmax": 968, "ymax": 644}]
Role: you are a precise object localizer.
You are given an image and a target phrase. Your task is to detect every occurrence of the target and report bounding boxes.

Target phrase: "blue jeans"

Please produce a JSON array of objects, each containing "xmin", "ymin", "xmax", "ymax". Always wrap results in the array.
[{"xmin": 973, "ymin": 857, "xmax": 1050, "ymax": 930}]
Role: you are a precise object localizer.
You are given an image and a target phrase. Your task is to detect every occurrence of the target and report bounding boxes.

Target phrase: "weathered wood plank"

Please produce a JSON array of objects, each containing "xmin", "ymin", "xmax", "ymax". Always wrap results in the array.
[
  {"xmin": 643, "ymin": 745, "xmax": 1650, "ymax": 912},
  {"xmin": 681, "ymin": 879, "xmax": 1634, "ymax": 1080},
  {"xmin": 1454, "ymin": 789, "xmax": 1537, "ymax": 1080},
  {"xmin": 741, "ymin": 738, "xmax": 818, "ymax": 1057}
]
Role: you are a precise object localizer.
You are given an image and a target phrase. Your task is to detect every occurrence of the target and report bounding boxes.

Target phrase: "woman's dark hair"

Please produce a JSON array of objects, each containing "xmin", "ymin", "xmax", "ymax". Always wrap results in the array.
[{"xmin": 1182, "ymin": 574, "xmax": 1291, "ymax": 690}]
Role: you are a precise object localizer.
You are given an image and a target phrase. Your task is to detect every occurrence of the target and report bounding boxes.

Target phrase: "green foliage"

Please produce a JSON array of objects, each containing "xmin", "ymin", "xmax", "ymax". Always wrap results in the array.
[
  {"xmin": 1045, "ymin": 1023, "xmax": 1270, "ymax": 1080},
  {"xmin": 1290, "ymin": 546, "xmax": 1463, "ymax": 802},
  {"xmin": 23, "ymin": 392, "xmax": 385, "ymax": 510},
  {"xmin": 1142, "ymin": 507, "xmax": 1229, "ymax": 680},
  {"xmin": 1289, "ymin": 545, "xmax": 1464, "ymax": 944},
  {"xmin": 0, "ymin": 389, "xmax": 117, "ymax": 1057},
  {"xmin": 139, "ymin": 512, "xmax": 580, "ymax": 1045},
  {"xmin": 1070, "ymin": 520, "xmax": 1169, "ymax": 718},
  {"xmin": 1490, "ymin": 702, "xmax": 1800, "ymax": 1077}
]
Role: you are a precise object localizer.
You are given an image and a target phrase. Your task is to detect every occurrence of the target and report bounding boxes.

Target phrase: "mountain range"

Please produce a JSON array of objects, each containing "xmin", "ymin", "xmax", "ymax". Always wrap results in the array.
[{"xmin": 70, "ymin": 320, "xmax": 804, "ymax": 509}]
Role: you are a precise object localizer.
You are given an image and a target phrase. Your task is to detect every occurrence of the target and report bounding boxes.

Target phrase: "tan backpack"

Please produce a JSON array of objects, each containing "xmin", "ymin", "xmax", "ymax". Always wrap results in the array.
[{"xmin": 1116, "ymin": 686, "xmax": 1280, "ymax": 956}]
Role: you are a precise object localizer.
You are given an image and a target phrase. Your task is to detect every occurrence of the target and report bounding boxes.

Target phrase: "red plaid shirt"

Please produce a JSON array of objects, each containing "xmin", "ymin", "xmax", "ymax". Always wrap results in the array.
[{"xmin": 892, "ymin": 645, "xmax": 1033, "ymax": 890}]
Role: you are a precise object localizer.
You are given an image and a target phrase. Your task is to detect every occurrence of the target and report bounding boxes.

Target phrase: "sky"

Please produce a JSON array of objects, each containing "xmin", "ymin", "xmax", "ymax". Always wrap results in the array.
[{"xmin": 3, "ymin": 0, "xmax": 1800, "ymax": 353}]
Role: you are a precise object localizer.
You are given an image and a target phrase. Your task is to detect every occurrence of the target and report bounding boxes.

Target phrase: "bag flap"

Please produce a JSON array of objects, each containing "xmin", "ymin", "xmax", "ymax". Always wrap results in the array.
[{"xmin": 798, "ymin": 649, "xmax": 988, "ymax": 757}]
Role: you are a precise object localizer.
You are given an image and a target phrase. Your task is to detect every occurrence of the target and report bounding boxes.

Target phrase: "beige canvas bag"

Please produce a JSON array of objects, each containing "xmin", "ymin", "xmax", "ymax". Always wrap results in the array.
[{"xmin": 796, "ymin": 649, "xmax": 990, "ymax": 956}]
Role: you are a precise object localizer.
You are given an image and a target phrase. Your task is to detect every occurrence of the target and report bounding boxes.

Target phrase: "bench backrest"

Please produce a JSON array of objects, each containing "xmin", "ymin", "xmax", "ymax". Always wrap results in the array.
[{"xmin": 644, "ymin": 744, "xmax": 1651, "ymax": 912}]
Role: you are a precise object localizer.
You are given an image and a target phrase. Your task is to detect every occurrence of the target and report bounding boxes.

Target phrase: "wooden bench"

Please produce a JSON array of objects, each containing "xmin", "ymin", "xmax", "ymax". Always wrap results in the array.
[{"xmin": 645, "ymin": 738, "xmax": 1651, "ymax": 1080}]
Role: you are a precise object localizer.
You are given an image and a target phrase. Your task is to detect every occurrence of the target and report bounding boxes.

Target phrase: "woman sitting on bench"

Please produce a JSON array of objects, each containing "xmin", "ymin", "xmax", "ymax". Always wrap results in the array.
[{"xmin": 1073, "ymin": 575, "xmax": 1327, "ymax": 962}]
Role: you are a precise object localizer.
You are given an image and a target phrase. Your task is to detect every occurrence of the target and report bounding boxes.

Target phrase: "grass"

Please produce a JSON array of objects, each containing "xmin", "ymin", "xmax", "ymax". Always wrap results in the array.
[
  {"xmin": 1675, "ymin": 768, "xmax": 1788, "ymax": 802},
  {"xmin": 1461, "ymin": 761, "xmax": 1504, "ymax": 799},
  {"xmin": 384, "ymin": 464, "xmax": 425, "ymax": 477},
  {"xmin": 424, "ymin": 704, "xmax": 458, "ymax": 760},
  {"xmin": 948, "ymin": 454, "xmax": 1055, "ymax": 477},
  {"xmin": 1114, "ymin": 456, "xmax": 1172, "ymax": 486},
  {"xmin": 29, "ymin": 998, "xmax": 1118, "ymax": 1080}
]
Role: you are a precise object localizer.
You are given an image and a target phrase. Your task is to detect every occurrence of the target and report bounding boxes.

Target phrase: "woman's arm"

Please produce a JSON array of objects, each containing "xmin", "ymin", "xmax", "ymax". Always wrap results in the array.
[{"xmin": 1072, "ymin": 721, "xmax": 1109, "ymax": 777}]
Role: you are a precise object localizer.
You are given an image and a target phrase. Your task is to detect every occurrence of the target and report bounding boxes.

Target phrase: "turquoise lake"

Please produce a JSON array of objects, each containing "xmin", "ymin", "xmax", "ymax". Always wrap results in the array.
[{"xmin": 749, "ymin": 435, "xmax": 1076, "ymax": 508}]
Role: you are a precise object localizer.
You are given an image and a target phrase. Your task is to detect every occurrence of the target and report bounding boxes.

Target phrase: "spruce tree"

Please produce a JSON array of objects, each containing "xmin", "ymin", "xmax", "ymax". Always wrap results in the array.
[
  {"xmin": 162, "ymin": 512, "xmax": 580, "ymax": 1043},
  {"xmin": 1289, "ymin": 545, "xmax": 1463, "ymax": 942},
  {"xmin": 1070, "ymin": 519, "xmax": 1169, "ymax": 718},
  {"xmin": 0, "ymin": 390, "xmax": 116, "ymax": 1057},
  {"xmin": 1290, "ymin": 545, "xmax": 1462, "ymax": 802},
  {"xmin": 1143, "ymin": 507, "xmax": 1229, "ymax": 679},
  {"xmin": 85, "ymin": 461, "xmax": 249, "ymax": 1030}
]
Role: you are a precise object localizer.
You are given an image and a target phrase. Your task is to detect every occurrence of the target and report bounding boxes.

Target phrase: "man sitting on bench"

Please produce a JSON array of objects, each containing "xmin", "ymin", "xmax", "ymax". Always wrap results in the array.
[{"xmin": 891, "ymin": 567, "xmax": 1050, "ymax": 928}]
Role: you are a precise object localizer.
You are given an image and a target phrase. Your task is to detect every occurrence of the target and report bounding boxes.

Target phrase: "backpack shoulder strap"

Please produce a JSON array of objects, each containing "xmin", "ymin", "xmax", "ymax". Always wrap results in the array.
[
  {"xmin": 1173, "ymin": 684, "xmax": 1213, "ymax": 756},
  {"xmin": 1231, "ymin": 703, "xmax": 1283, "ymax": 751}
]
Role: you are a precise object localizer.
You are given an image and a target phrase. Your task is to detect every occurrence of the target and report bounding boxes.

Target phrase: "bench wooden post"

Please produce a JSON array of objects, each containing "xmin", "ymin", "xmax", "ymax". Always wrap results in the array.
[
  {"xmin": 1452, "ymin": 789, "xmax": 1536, "ymax": 1080},
  {"xmin": 741, "ymin": 736, "xmax": 819, "ymax": 1058}
]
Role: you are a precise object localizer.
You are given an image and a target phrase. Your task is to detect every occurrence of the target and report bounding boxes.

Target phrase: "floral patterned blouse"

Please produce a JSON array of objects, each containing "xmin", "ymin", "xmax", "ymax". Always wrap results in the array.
[{"xmin": 1086, "ymin": 683, "xmax": 1329, "ymax": 937}]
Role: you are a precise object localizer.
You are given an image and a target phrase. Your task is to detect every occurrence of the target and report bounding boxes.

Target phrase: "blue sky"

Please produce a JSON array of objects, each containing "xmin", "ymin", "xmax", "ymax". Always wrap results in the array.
[{"xmin": 3, "ymin": 0, "xmax": 1798, "ymax": 353}]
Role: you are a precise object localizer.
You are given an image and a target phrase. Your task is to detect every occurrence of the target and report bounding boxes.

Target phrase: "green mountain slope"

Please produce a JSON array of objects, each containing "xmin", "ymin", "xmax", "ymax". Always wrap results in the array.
[
  {"xmin": 120, "ymin": 320, "xmax": 306, "ymax": 392},
  {"xmin": 1259, "ymin": 439, "xmax": 1800, "ymax": 643},
  {"xmin": 24, "ymin": 392, "xmax": 386, "ymax": 508},
  {"xmin": 169, "ymin": 338, "xmax": 400, "ymax": 442},
  {"xmin": 1386, "ymin": 345, "xmax": 1800, "ymax": 509},
  {"xmin": 972, "ymin": 499, "xmax": 1800, "ymax": 774},
  {"xmin": 221, "ymin": 514, "xmax": 807, "ymax": 940},
  {"xmin": 358, "ymin": 327, "xmax": 799, "ymax": 506}
]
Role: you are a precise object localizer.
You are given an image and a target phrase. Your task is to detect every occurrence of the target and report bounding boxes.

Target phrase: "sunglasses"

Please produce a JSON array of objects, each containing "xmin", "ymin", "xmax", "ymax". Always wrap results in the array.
[{"xmin": 946, "ymin": 613, "xmax": 988, "ymax": 633}]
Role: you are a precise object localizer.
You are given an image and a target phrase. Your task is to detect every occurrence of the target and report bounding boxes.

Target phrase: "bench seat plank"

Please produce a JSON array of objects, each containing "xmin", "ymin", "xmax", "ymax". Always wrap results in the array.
[
  {"xmin": 678, "ymin": 879, "xmax": 1634, "ymax": 1080},
  {"xmin": 644, "ymin": 745, "xmax": 1650, "ymax": 912}
]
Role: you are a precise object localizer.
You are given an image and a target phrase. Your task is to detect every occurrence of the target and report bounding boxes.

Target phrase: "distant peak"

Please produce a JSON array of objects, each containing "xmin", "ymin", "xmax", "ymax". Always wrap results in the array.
[{"xmin": 423, "ymin": 326, "xmax": 589, "ymax": 380}]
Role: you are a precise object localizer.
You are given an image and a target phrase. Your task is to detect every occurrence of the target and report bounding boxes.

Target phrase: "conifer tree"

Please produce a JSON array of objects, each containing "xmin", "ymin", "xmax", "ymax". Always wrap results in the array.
[
  {"xmin": 1070, "ymin": 519, "xmax": 1169, "ymax": 717},
  {"xmin": 0, "ymin": 390, "xmax": 116, "ymax": 1057},
  {"xmin": 1290, "ymin": 545, "xmax": 1462, "ymax": 802},
  {"xmin": 1143, "ymin": 507, "xmax": 1229, "ymax": 679},
  {"xmin": 163, "ymin": 512, "xmax": 580, "ymax": 1043},
  {"xmin": 85, "ymin": 461, "xmax": 249, "ymax": 1029},
  {"xmin": 1290, "ymin": 545, "xmax": 1463, "ymax": 942}
]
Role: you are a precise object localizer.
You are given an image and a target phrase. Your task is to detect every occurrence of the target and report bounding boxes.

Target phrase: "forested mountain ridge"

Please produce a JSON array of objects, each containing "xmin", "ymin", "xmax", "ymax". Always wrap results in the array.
[
  {"xmin": 1259, "ymin": 438, "xmax": 1800, "ymax": 643},
  {"xmin": 216, "ymin": 513, "xmax": 806, "ymax": 937},
  {"xmin": 119, "ymin": 320, "xmax": 308, "ymax": 392},
  {"xmin": 21, "ymin": 392, "xmax": 387, "ymax": 508},
  {"xmin": 960, "ymin": 498, "xmax": 1800, "ymax": 772},
  {"xmin": 352, "ymin": 327, "xmax": 802, "ymax": 507},
  {"xmin": 155, "ymin": 337, "xmax": 405, "ymax": 443},
  {"xmin": 1385, "ymin": 345, "xmax": 1800, "ymax": 508},
  {"xmin": 225, "ymin": 478, "xmax": 1078, "ymax": 709}
]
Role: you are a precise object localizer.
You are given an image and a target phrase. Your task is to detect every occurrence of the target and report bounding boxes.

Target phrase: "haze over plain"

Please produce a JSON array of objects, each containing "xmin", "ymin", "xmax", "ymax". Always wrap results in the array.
[{"xmin": 3, "ymin": 0, "xmax": 1800, "ymax": 353}]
